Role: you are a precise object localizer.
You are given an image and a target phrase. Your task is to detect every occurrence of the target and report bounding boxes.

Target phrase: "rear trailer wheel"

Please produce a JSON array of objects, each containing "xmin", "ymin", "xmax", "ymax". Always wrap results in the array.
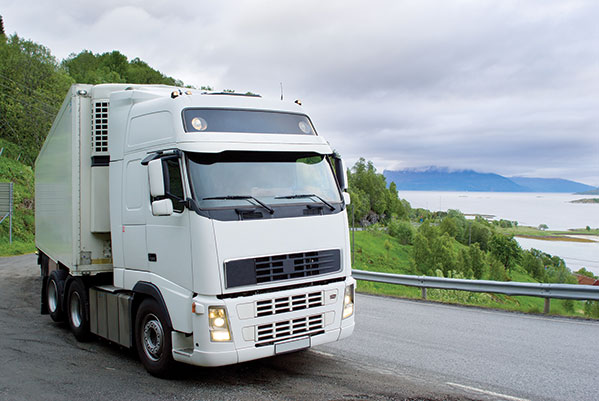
[
  {"xmin": 66, "ymin": 278, "xmax": 91, "ymax": 341},
  {"xmin": 135, "ymin": 298, "xmax": 176, "ymax": 377},
  {"xmin": 47, "ymin": 270, "xmax": 67, "ymax": 322}
]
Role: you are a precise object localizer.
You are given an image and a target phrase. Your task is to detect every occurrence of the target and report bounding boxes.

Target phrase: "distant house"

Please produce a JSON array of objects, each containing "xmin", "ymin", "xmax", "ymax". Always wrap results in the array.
[{"xmin": 575, "ymin": 275, "xmax": 599, "ymax": 286}]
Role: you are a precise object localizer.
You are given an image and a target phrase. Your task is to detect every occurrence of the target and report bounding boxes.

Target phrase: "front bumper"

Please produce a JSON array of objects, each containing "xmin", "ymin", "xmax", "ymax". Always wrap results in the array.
[{"xmin": 172, "ymin": 278, "xmax": 355, "ymax": 367}]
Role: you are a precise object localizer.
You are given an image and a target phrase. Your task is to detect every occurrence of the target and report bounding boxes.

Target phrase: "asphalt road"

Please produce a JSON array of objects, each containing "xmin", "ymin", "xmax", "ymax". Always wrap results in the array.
[
  {"xmin": 1, "ymin": 254, "xmax": 598, "ymax": 401},
  {"xmin": 321, "ymin": 291, "xmax": 599, "ymax": 401}
]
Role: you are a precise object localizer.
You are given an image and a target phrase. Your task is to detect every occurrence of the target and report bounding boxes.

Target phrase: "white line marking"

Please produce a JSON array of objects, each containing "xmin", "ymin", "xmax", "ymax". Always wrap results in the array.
[{"xmin": 447, "ymin": 382, "xmax": 531, "ymax": 401}]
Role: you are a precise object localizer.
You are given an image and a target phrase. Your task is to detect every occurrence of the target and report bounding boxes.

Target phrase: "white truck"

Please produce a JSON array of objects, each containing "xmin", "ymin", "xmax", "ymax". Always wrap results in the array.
[{"xmin": 35, "ymin": 83, "xmax": 355, "ymax": 376}]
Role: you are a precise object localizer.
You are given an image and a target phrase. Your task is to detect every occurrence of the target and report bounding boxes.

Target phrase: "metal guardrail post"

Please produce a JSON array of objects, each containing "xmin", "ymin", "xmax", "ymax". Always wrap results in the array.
[
  {"xmin": 421, "ymin": 287, "xmax": 427, "ymax": 300},
  {"xmin": 0, "ymin": 182, "xmax": 13, "ymax": 244},
  {"xmin": 544, "ymin": 298, "xmax": 551, "ymax": 314},
  {"xmin": 9, "ymin": 182, "xmax": 12, "ymax": 244}
]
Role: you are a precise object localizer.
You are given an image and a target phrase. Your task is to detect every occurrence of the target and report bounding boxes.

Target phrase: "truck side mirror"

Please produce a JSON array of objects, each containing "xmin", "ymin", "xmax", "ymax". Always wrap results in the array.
[
  {"xmin": 152, "ymin": 198, "xmax": 173, "ymax": 216},
  {"xmin": 148, "ymin": 159, "xmax": 165, "ymax": 197},
  {"xmin": 342, "ymin": 162, "xmax": 349, "ymax": 192},
  {"xmin": 333, "ymin": 156, "xmax": 348, "ymax": 192},
  {"xmin": 148, "ymin": 159, "xmax": 173, "ymax": 216},
  {"xmin": 343, "ymin": 192, "xmax": 351, "ymax": 205}
]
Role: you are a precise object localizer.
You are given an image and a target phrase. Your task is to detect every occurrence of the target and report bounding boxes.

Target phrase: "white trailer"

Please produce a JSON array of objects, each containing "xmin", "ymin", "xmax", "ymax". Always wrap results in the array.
[{"xmin": 36, "ymin": 84, "xmax": 355, "ymax": 376}]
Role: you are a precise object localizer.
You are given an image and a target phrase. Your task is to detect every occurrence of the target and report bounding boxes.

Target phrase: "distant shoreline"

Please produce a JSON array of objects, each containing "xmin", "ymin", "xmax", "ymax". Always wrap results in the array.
[
  {"xmin": 570, "ymin": 198, "xmax": 599, "ymax": 204},
  {"xmin": 513, "ymin": 234, "xmax": 596, "ymax": 243}
]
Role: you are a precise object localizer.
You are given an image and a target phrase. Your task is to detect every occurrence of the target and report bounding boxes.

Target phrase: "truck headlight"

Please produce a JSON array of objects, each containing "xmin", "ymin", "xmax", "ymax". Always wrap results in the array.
[
  {"xmin": 209, "ymin": 306, "xmax": 232, "ymax": 342},
  {"xmin": 343, "ymin": 284, "xmax": 354, "ymax": 319}
]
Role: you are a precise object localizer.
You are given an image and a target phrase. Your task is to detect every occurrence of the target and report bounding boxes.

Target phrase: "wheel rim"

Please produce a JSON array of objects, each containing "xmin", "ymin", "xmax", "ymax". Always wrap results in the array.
[
  {"xmin": 48, "ymin": 280, "xmax": 58, "ymax": 313},
  {"xmin": 70, "ymin": 291, "xmax": 82, "ymax": 328},
  {"xmin": 142, "ymin": 313, "xmax": 164, "ymax": 362}
]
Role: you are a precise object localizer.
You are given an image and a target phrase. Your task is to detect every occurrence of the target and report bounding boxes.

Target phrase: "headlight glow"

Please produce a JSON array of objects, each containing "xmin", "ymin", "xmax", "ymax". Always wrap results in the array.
[
  {"xmin": 208, "ymin": 306, "xmax": 232, "ymax": 342},
  {"xmin": 343, "ymin": 284, "xmax": 354, "ymax": 319}
]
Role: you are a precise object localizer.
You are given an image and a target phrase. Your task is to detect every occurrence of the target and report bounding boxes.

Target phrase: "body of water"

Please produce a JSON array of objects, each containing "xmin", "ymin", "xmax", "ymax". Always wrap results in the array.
[{"xmin": 399, "ymin": 191, "xmax": 599, "ymax": 275}]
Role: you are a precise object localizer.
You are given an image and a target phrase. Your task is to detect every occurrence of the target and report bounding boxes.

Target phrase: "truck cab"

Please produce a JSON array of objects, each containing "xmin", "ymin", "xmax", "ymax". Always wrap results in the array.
[{"xmin": 36, "ymin": 84, "xmax": 355, "ymax": 376}]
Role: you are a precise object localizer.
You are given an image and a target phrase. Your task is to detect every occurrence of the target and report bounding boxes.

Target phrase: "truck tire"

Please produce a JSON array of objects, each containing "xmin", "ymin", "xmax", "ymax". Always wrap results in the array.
[
  {"xmin": 66, "ymin": 278, "xmax": 91, "ymax": 341},
  {"xmin": 135, "ymin": 298, "xmax": 176, "ymax": 377},
  {"xmin": 47, "ymin": 270, "xmax": 68, "ymax": 322}
]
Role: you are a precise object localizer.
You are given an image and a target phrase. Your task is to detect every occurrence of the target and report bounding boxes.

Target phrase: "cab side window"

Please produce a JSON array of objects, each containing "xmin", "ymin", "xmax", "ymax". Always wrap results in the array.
[{"xmin": 164, "ymin": 158, "xmax": 185, "ymax": 213}]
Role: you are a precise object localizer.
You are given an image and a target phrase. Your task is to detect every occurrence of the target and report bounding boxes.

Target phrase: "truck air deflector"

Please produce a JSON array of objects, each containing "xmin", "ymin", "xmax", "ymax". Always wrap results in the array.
[{"xmin": 224, "ymin": 249, "xmax": 341, "ymax": 289}]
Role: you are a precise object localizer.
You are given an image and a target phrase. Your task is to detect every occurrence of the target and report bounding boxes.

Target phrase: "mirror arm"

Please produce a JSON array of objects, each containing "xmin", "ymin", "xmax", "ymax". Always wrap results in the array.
[
  {"xmin": 184, "ymin": 197, "xmax": 201, "ymax": 213},
  {"xmin": 141, "ymin": 149, "xmax": 182, "ymax": 165}
]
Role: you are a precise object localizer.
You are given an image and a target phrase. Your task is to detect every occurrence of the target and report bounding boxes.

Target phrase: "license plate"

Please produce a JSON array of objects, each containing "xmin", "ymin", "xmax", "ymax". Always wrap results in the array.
[{"xmin": 274, "ymin": 337, "xmax": 311, "ymax": 354}]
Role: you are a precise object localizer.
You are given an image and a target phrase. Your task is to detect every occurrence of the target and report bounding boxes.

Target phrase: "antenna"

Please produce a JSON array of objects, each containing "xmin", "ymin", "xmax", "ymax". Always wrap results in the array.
[{"xmin": 280, "ymin": 82, "xmax": 283, "ymax": 101}]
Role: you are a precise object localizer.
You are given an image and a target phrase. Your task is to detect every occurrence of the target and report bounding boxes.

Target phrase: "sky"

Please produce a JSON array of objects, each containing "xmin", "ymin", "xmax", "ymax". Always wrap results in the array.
[{"xmin": 3, "ymin": 0, "xmax": 599, "ymax": 186}]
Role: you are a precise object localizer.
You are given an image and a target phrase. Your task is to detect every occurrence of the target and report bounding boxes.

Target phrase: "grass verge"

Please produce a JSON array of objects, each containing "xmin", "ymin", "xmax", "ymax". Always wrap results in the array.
[
  {"xmin": 0, "ymin": 240, "xmax": 36, "ymax": 256},
  {"xmin": 351, "ymin": 229, "xmax": 595, "ymax": 319}
]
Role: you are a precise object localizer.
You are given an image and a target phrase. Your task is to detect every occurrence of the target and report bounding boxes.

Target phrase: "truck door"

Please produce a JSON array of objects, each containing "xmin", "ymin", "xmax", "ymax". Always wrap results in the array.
[{"xmin": 146, "ymin": 157, "xmax": 193, "ymax": 289}]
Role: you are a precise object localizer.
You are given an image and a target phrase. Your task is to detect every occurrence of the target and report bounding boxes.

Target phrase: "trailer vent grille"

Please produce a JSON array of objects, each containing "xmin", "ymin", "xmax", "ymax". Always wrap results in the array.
[
  {"xmin": 224, "ymin": 249, "xmax": 341, "ymax": 288},
  {"xmin": 256, "ymin": 291, "xmax": 323, "ymax": 317},
  {"xmin": 255, "ymin": 314, "xmax": 324, "ymax": 346},
  {"xmin": 92, "ymin": 100, "xmax": 109, "ymax": 154}
]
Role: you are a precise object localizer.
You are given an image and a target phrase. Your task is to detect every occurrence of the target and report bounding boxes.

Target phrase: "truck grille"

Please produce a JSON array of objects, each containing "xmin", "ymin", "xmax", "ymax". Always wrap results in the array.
[
  {"xmin": 256, "ymin": 314, "xmax": 324, "ymax": 346},
  {"xmin": 225, "ymin": 249, "xmax": 341, "ymax": 289},
  {"xmin": 256, "ymin": 291, "xmax": 323, "ymax": 317}
]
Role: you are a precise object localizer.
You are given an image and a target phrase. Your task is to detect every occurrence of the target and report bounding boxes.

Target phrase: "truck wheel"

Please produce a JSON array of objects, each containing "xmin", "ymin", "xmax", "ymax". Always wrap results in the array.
[
  {"xmin": 66, "ymin": 278, "xmax": 91, "ymax": 341},
  {"xmin": 135, "ymin": 298, "xmax": 176, "ymax": 377},
  {"xmin": 47, "ymin": 270, "xmax": 67, "ymax": 322}
]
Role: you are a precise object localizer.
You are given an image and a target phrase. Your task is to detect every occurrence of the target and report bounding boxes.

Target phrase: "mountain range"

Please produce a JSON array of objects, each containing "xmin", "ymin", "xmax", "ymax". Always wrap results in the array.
[{"xmin": 382, "ymin": 167, "xmax": 596, "ymax": 193}]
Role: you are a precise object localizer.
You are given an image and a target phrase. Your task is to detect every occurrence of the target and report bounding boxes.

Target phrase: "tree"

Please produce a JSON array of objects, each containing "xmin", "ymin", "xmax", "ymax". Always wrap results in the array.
[
  {"xmin": 418, "ymin": 219, "xmax": 439, "ymax": 241},
  {"xmin": 347, "ymin": 186, "xmax": 369, "ymax": 226},
  {"xmin": 411, "ymin": 233, "xmax": 432, "ymax": 275},
  {"xmin": 488, "ymin": 256, "xmax": 507, "ymax": 281},
  {"xmin": 386, "ymin": 182, "xmax": 408, "ymax": 219},
  {"xmin": 575, "ymin": 267, "xmax": 597, "ymax": 279},
  {"xmin": 457, "ymin": 248, "xmax": 473, "ymax": 277},
  {"xmin": 469, "ymin": 220, "xmax": 492, "ymax": 250},
  {"xmin": 538, "ymin": 224, "xmax": 549, "ymax": 231},
  {"xmin": 61, "ymin": 51, "xmax": 181, "ymax": 86},
  {"xmin": 388, "ymin": 219, "xmax": 415, "ymax": 245},
  {"xmin": 469, "ymin": 243, "xmax": 486, "ymax": 279},
  {"xmin": 429, "ymin": 233, "xmax": 457, "ymax": 276},
  {"xmin": 445, "ymin": 210, "xmax": 468, "ymax": 243},
  {"xmin": 545, "ymin": 256, "xmax": 575, "ymax": 284},
  {"xmin": 0, "ymin": 34, "xmax": 73, "ymax": 165},
  {"xmin": 0, "ymin": 15, "xmax": 5, "ymax": 38},
  {"xmin": 347, "ymin": 158, "xmax": 411, "ymax": 225},
  {"xmin": 489, "ymin": 234, "xmax": 521, "ymax": 274},
  {"xmin": 440, "ymin": 216, "xmax": 459, "ymax": 238},
  {"xmin": 521, "ymin": 251, "xmax": 545, "ymax": 281}
]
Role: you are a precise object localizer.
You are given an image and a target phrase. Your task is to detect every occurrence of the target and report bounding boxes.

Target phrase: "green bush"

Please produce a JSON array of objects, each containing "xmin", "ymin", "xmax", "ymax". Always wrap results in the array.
[{"xmin": 388, "ymin": 219, "xmax": 415, "ymax": 245}]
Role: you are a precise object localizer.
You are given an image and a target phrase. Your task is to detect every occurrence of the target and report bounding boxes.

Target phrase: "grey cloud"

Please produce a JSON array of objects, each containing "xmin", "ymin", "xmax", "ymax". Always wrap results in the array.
[{"xmin": 3, "ymin": 0, "xmax": 598, "ymax": 185}]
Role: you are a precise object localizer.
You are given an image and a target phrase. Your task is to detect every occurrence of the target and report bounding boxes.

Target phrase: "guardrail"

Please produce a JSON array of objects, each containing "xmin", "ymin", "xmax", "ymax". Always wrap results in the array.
[{"xmin": 352, "ymin": 269, "xmax": 599, "ymax": 313}]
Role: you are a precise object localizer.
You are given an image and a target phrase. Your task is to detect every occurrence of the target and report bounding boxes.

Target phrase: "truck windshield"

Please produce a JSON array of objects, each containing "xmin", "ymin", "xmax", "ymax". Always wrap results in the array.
[{"xmin": 186, "ymin": 152, "xmax": 342, "ymax": 210}]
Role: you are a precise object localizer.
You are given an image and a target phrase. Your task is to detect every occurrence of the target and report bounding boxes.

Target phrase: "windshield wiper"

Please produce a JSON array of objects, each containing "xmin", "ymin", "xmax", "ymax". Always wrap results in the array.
[
  {"xmin": 202, "ymin": 195, "xmax": 274, "ymax": 214},
  {"xmin": 275, "ymin": 194, "xmax": 335, "ymax": 211}
]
